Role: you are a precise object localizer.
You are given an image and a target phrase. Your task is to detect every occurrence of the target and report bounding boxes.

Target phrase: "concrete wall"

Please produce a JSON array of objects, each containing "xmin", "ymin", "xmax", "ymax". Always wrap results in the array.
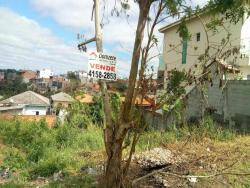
[
  {"xmin": 208, "ymin": 80, "xmax": 250, "ymax": 132},
  {"xmin": 146, "ymin": 80, "xmax": 250, "ymax": 132},
  {"xmin": 144, "ymin": 111, "xmax": 164, "ymax": 130},
  {"xmin": 184, "ymin": 86, "xmax": 205, "ymax": 121},
  {"xmin": 185, "ymin": 80, "xmax": 250, "ymax": 132}
]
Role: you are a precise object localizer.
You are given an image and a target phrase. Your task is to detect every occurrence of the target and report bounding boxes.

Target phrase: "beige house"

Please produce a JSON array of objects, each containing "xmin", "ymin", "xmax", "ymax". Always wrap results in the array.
[
  {"xmin": 159, "ymin": 5, "xmax": 250, "ymax": 82},
  {"xmin": 51, "ymin": 92, "xmax": 74, "ymax": 109}
]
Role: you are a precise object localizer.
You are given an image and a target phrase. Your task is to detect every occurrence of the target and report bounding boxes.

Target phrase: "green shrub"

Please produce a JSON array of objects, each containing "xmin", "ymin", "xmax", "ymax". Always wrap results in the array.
[
  {"xmin": 137, "ymin": 116, "xmax": 236, "ymax": 151},
  {"xmin": 0, "ymin": 120, "xmax": 48, "ymax": 150},
  {"xmin": 0, "ymin": 119, "xmax": 104, "ymax": 181},
  {"xmin": 0, "ymin": 182, "xmax": 26, "ymax": 188},
  {"xmin": 26, "ymin": 139, "xmax": 46, "ymax": 163},
  {"xmin": 89, "ymin": 96, "xmax": 104, "ymax": 124},
  {"xmin": 69, "ymin": 114, "xmax": 91, "ymax": 129},
  {"xmin": 66, "ymin": 101, "xmax": 92, "ymax": 128},
  {"xmin": 2, "ymin": 148, "xmax": 28, "ymax": 170},
  {"xmin": 187, "ymin": 116, "xmax": 236, "ymax": 141},
  {"xmin": 76, "ymin": 125, "xmax": 103, "ymax": 151},
  {"xmin": 54, "ymin": 125, "xmax": 77, "ymax": 148},
  {"xmin": 30, "ymin": 154, "xmax": 67, "ymax": 178}
]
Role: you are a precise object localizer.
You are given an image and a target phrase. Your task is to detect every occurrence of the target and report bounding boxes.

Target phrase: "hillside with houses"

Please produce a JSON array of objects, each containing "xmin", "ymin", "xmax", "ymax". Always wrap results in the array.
[{"xmin": 0, "ymin": 0, "xmax": 250, "ymax": 187}]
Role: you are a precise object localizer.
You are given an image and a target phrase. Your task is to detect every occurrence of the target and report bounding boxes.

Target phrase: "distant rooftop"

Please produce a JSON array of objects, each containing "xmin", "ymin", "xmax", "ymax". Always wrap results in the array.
[
  {"xmin": 51, "ymin": 92, "xmax": 74, "ymax": 102},
  {"xmin": 75, "ymin": 94, "xmax": 93, "ymax": 104},
  {"xmin": 0, "ymin": 105, "xmax": 25, "ymax": 112},
  {"xmin": 0, "ymin": 91, "xmax": 50, "ymax": 106}
]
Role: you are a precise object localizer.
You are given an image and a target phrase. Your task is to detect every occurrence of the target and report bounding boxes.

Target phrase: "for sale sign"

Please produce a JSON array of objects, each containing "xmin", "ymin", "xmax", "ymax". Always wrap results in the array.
[{"xmin": 88, "ymin": 51, "xmax": 117, "ymax": 81}]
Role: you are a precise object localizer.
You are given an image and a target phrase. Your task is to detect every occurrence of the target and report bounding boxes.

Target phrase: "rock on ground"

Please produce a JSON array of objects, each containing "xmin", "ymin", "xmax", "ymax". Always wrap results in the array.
[{"xmin": 133, "ymin": 148, "xmax": 178, "ymax": 170}]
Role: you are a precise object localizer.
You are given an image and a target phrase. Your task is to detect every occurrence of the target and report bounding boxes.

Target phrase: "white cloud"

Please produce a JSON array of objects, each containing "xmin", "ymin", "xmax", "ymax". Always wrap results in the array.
[
  {"xmin": 30, "ymin": 0, "xmax": 140, "ymax": 76},
  {"xmin": 30, "ymin": 0, "xmax": 209, "ymax": 71},
  {"xmin": 192, "ymin": 0, "xmax": 209, "ymax": 7},
  {"xmin": 31, "ymin": 0, "xmax": 139, "ymax": 44},
  {"xmin": 0, "ymin": 7, "xmax": 88, "ymax": 74},
  {"xmin": 0, "ymin": 0, "xmax": 210, "ymax": 76},
  {"xmin": 31, "ymin": 0, "xmax": 94, "ymax": 32}
]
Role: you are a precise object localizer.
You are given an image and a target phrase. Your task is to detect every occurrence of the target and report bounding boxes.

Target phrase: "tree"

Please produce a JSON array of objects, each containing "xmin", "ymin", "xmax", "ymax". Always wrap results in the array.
[
  {"xmin": 67, "ymin": 72, "xmax": 79, "ymax": 80},
  {"xmin": 84, "ymin": 0, "xmax": 248, "ymax": 187},
  {"xmin": 0, "ymin": 70, "xmax": 29, "ymax": 98},
  {"xmin": 102, "ymin": 1, "xmax": 184, "ymax": 187},
  {"xmin": 64, "ymin": 72, "xmax": 81, "ymax": 95}
]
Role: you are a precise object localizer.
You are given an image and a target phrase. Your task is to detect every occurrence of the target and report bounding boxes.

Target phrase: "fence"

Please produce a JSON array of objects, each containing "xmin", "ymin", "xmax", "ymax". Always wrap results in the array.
[{"xmin": 145, "ymin": 80, "xmax": 250, "ymax": 132}]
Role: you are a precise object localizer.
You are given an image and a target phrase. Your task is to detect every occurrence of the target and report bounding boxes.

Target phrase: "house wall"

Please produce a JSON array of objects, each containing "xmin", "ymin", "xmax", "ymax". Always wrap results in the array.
[
  {"xmin": 39, "ymin": 69, "xmax": 53, "ymax": 79},
  {"xmin": 22, "ymin": 106, "xmax": 48, "ymax": 115},
  {"xmin": 162, "ymin": 13, "xmax": 250, "ymax": 81},
  {"xmin": 0, "ymin": 109, "xmax": 23, "ymax": 115}
]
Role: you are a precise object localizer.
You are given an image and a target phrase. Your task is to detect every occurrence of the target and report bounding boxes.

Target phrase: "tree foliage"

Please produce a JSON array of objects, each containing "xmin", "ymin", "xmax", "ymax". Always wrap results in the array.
[
  {"xmin": 205, "ymin": 0, "xmax": 247, "ymax": 23},
  {"xmin": 0, "ymin": 70, "xmax": 29, "ymax": 98},
  {"xmin": 99, "ymin": 0, "xmax": 248, "ymax": 187}
]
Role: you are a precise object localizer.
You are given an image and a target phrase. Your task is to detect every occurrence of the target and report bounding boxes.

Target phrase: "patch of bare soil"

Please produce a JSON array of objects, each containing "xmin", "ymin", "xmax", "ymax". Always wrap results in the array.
[{"xmin": 130, "ymin": 137, "xmax": 250, "ymax": 188}]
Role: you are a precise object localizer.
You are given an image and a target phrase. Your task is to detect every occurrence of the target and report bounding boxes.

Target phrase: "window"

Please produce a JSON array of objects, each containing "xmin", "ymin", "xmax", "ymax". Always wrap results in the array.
[
  {"xmin": 182, "ymin": 39, "xmax": 188, "ymax": 64},
  {"xmin": 196, "ymin": 32, "xmax": 201, "ymax": 42},
  {"xmin": 36, "ymin": 111, "xmax": 39, "ymax": 115}
]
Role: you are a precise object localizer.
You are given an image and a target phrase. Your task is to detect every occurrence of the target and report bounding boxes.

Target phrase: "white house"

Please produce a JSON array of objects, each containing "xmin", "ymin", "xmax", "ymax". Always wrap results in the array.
[
  {"xmin": 0, "ymin": 91, "xmax": 50, "ymax": 115},
  {"xmin": 39, "ymin": 69, "xmax": 54, "ymax": 79},
  {"xmin": 74, "ymin": 70, "xmax": 88, "ymax": 83},
  {"xmin": 159, "ymin": 3, "xmax": 250, "ymax": 82}
]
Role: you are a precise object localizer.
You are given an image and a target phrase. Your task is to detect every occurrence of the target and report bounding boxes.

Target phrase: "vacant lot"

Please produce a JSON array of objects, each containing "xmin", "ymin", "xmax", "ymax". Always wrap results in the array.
[
  {"xmin": 0, "ymin": 118, "xmax": 249, "ymax": 187},
  {"xmin": 131, "ymin": 136, "xmax": 250, "ymax": 188}
]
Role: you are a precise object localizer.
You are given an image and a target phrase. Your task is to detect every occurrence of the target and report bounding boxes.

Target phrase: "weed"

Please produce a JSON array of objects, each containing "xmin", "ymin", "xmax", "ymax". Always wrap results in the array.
[{"xmin": 2, "ymin": 148, "xmax": 28, "ymax": 170}]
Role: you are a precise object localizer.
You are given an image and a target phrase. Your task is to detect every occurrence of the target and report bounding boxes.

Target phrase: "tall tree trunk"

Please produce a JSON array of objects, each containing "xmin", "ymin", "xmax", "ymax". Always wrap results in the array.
[
  {"xmin": 121, "ymin": 0, "xmax": 151, "ymax": 123},
  {"xmin": 104, "ymin": 139, "xmax": 123, "ymax": 188},
  {"xmin": 104, "ymin": 1, "xmax": 152, "ymax": 188}
]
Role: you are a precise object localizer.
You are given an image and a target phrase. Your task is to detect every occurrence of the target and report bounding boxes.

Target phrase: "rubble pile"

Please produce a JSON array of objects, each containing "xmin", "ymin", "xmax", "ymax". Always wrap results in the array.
[
  {"xmin": 133, "ymin": 147, "xmax": 178, "ymax": 170},
  {"xmin": 0, "ymin": 168, "xmax": 10, "ymax": 180},
  {"xmin": 132, "ymin": 147, "xmax": 185, "ymax": 187}
]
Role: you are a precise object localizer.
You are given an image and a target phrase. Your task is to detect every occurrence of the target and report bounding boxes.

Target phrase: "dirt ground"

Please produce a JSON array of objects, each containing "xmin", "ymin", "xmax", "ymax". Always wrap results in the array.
[
  {"xmin": 0, "ymin": 136, "xmax": 249, "ymax": 187},
  {"xmin": 131, "ymin": 136, "xmax": 250, "ymax": 188}
]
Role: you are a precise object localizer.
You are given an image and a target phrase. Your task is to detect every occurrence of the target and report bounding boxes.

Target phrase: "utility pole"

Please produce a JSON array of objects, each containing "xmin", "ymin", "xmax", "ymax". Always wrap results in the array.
[
  {"xmin": 94, "ymin": 0, "xmax": 103, "ymax": 53},
  {"xmin": 94, "ymin": 0, "xmax": 113, "ymax": 128},
  {"xmin": 78, "ymin": 0, "xmax": 112, "ymax": 127},
  {"xmin": 78, "ymin": 1, "xmax": 113, "ymax": 185}
]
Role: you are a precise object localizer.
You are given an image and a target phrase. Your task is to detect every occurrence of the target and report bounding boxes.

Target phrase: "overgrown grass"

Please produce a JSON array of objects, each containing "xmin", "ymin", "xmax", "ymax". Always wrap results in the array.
[
  {"xmin": 0, "ymin": 116, "xmax": 242, "ymax": 187},
  {"xmin": 137, "ymin": 116, "xmax": 236, "ymax": 151},
  {"xmin": 0, "ymin": 119, "xmax": 103, "ymax": 183}
]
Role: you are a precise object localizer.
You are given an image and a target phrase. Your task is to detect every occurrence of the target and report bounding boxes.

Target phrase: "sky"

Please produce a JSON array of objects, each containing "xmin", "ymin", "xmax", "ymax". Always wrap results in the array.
[{"xmin": 0, "ymin": 0, "xmax": 208, "ymax": 77}]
